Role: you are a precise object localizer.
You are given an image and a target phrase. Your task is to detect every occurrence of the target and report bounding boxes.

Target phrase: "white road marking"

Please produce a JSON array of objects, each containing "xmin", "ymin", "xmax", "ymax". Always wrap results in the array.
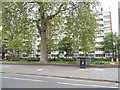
[
  {"xmin": 4, "ymin": 66, "xmax": 9, "ymax": 68},
  {"xmin": 2, "ymin": 73, "xmax": 116, "ymax": 85},
  {"xmin": 115, "ymin": 83, "xmax": 118, "ymax": 86},
  {"xmin": 79, "ymin": 68, "xmax": 104, "ymax": 71},
  {"xmin": 57, "ymin": 82, "xmax": 118, "ymax": 88},
  {"xmin": 3, "ymin": 77, "xmax": 45, "ymax": 82},
  {"xmin": 0, "ymin": 65, "xmax": 9, "ymax": 68},
  {"xmin": 78, "ymin": 68, "xmax": 92, "ymax": 71},
  {"xmin": 36, "ymin": 69, "xmax": 43, "ymax": 72},
  {"xmin": 94, "ymin": 68, "xmax": 104, "ymax": 71}
]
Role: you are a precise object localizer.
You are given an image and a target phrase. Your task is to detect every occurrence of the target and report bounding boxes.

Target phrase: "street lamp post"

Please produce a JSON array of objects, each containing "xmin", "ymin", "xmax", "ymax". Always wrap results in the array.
[
  {"xmin": 113, "ymin": 42, "xmax": 117, "ymax": 59},
  {"xmin": 117, "ymin": 37, "xmax": 120, "ymax": 60},
  {"xmin": 113, "ymin": 42, "xmax": 115, "ymax": 59}
]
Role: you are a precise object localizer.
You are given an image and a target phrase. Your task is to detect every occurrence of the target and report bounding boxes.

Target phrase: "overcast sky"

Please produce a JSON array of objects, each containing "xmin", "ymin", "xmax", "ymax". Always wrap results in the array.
[{"xmin": 98, "ymin": 0, "xmax": 120, "ymax": 34}]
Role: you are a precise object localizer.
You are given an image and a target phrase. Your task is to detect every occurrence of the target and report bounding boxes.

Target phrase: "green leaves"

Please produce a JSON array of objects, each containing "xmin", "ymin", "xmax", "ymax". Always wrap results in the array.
[
  {"xmin": 64, "ymin": 2, "xmax": 98, "ymax": 55},
  {"xmin": 2, "ymin": 1, "xmax": 99, "ymax": 58},
  {"xmin": 2, "ymin": 2, "xmax": 35, "ymax": 54},
  {"xmin": 58, "ymin": 36, "xmax": 74, "ymax": 56},
  {"xmin": 45, "ymin": 2, "xmax": 99, "ymax": 56},
  {"xmin": 101, "ymin": 32, "xmax": 119, "ymax": 54}
]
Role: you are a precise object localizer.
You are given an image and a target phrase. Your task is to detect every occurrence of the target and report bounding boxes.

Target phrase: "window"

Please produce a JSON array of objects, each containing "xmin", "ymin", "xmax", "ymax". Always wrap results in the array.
[{"xmin": 95, "ymin": 54, "xmax": 105, "ymax": 57}]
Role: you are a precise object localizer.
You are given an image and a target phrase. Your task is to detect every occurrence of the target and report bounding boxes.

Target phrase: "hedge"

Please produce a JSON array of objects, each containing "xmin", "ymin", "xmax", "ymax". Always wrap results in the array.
[
  {"xmin": 4, "ymin": 57, "xmax": 40, "ymax": 61},
  {"xmin": 49, "ymin": 58, "xmax": 76, "ymax": 61},
  {"xmin": 4, "ymin": 57, "xmax": 113, "ymax": 62},
  {"xmin": 93, "ymin": 58, "xmax": 112, "ymax": 61}
]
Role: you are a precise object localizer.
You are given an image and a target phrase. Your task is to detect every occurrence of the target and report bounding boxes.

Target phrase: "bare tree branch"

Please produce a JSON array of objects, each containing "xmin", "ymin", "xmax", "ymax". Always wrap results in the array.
[
  {"xmin": 47, "ymin": 4, "xmax": 64, "ymax": 20},
  {"xmin": 28, "ymin": 1, "xmax": 41, "ymax": 4},
  {"xmin": 36, "ymin": 18, "xmax": 42, "ymax": 34}
]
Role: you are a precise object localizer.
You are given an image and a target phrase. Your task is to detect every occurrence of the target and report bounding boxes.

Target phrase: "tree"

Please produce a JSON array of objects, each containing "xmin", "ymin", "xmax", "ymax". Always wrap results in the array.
[
  {"xmin": 58, "ymin": 36, "xmax": 74, "ymax": 57},
  {"xmin": 2, "ymin": 2, "xmax": 35, "ymax": 58},
  {"xmin": 101, "ymin": 32, "xmax": 119, "ymax": 58},
  {"xmin": 0, "ymin": 2, "xmax": 2, "ymax": 58},
  {"xmin": 2, "ymin": 1, "xmax": 99, "ymax": 63},
  {"xmin": 118, "ymin": 37, "xmax": 120, "ymax": 59},
  {"xmin": 64, "ymin": 2, "xmax": 99, "ymax": 56}
]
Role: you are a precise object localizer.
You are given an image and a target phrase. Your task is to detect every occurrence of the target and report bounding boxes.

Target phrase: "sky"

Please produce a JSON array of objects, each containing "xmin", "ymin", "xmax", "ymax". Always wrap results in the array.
[{"xmin": 98, "ymin": 0, "xmax": 120, "ymax": 34}]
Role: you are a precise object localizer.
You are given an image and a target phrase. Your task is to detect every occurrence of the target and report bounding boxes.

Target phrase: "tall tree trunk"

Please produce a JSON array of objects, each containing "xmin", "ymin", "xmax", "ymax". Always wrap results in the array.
[{"xmin": 40, "ymin": 31, "xmax": 48, "ymax": 64}]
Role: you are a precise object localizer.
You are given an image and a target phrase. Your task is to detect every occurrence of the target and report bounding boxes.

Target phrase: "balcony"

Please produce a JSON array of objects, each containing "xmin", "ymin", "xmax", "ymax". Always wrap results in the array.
[
  {"xmin": 103, "ymin": 18, "xmax": 110, "ymax": 22},
  {"xmin": 95, "ymin": 44, "xmax": 102, "ymax": 47},
  {"xmin": 95, "ymin": 51, "xmax": 104, "ymax": 54}
]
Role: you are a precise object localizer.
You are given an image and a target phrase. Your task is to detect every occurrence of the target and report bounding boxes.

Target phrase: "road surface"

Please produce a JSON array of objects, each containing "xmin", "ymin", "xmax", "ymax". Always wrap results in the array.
[{"xmin": 1, "ymin": 73, "xmax": 118, "ymax": 88}]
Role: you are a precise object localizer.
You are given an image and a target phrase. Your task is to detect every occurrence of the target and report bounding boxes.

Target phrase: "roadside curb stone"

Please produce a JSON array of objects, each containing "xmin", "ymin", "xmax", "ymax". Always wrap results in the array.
[{"xmin": 1, "ymin": 63, "xmax": 119, "ymax": 68}]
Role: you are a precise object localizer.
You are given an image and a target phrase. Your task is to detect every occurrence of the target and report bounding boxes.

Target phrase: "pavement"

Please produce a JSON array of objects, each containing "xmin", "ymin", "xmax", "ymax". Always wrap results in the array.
[{"xmin": 0, "ymin": 64, "xmax": 119, "ymax": 83}]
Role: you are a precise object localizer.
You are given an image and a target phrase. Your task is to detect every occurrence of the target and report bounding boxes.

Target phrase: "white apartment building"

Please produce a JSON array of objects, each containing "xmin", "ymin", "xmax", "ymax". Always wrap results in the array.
[
  {"xmin": 94, "ymin": 8, "xmax": 112, "ymax": 58},
  {"xmin": 118, "ymin": 2, "xmax": 120, "ymax": 39},
  {"xmin": 118, "ymin": 2, "xmax": 120, "ymax": 60}
]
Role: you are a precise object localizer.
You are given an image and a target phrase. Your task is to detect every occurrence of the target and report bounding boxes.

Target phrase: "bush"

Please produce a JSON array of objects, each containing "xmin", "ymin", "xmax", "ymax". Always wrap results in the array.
[
  {"xmin": 49, "ymin": 58, "xmax": 60, "ymax": 61},
  {"xmin": 93, "ymin": 58, "xmax": 111, "ymax": 62},
  {"xmin": 49, "ymin": 58, "xmax": 76, "ymax": 62},
  {"xmin": 26, "ymin": 58, "xmax": 40, "ymax": 61},
  {"xmin": 5, "ymin": 54, "xmax": 16, "ymax": 59},
  {"xmin": 6, "ymin": 57, "xmax": 23, "ymax": 61},
  {"xmin": 5, "ymin": 57, "xmax": 40, "ymax": 61},
  {"xmin": 36, "ymin": 54, "xmax": 40, "ymax": 58}
]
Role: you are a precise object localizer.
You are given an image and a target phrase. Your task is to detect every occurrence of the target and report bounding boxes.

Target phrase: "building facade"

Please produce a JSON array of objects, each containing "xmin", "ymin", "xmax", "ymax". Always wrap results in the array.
[
  {"xmin": 118, "ymin": 2, "xmax": 120, "ymax": 36},
  {"xmin": 94, "ymin": 8, "xmax": 112, "ymax": 58},
  {"xmin": 118, "ymin": 2, "xmax": 120, "ymax": 60}
]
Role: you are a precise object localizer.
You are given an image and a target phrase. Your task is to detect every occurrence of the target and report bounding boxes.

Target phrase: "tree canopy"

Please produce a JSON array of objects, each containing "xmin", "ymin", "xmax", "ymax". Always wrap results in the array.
[
  {"xmin": 101, "ymin": 32, "xmax": 119, "ymax": 58},
  {"xmin": 58, "ymin": 36, "xmax": 74, "ymax": 56},
  {"xmin": 2, "ymin": 2, "xmax": 36, "ymax": 55},
  {"xmin": 2, "ymin": 1, "xmax": 100, "ymax": 63}
]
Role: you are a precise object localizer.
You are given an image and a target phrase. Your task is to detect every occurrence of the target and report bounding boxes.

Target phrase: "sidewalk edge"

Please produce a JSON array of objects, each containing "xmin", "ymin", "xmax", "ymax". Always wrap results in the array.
[{"xmin": 1, "ymin": 63, "xmax": 119, "ymax": 68}]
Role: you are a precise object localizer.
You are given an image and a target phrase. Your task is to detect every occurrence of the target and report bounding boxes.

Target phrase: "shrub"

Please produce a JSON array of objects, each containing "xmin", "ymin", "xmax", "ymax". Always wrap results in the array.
[
  {"xmin": 36, "ymin": 54, "xmax": 40, "ymax": 58},
  {"xmin": 93, "ymin": 58, "xmax": 111, "ymax": 62},
  {"xmin": 6, "ymin": 57, "xmax": 24, "ymax": 61},
  {"xmin": 5, "ymin": 54, "xmax": 16, "ymax": 59},
  {"xmin": 49, "ymin": 58, "xmax": 75, "ymax": 62},
  {"xmin": 5, "ymin": 57, "xmax": 40, "ymax": 61},
  {"xmin": 26, "ymin": 58, "xmax": 40, "ymax": 61}
]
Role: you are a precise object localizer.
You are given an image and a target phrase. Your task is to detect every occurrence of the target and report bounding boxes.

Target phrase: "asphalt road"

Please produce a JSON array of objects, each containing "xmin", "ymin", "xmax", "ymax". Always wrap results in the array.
[{"xmin": 1, "ymin": 73, "xmax": 118, "ymax": 88}]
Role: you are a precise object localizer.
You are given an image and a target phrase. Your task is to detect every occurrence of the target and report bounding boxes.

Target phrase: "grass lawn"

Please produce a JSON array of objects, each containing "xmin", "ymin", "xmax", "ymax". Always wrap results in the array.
[
  {"xmin": 0, "ymin": 60, "xmax": 39, "ymax": 64},
  {"xmin": 0, "ymin": 60, "xmax": 75, "ymax": 64},
  {"xmin": 0, "ymin": 60, "xmax": 114, "ymax": 65}
]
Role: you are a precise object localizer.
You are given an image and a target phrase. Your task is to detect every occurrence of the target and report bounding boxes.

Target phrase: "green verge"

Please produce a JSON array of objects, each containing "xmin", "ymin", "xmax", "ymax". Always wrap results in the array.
[
  {"xmin": 0, "ymin": 60, "xmax": 75, "ymax": 64},
  {"xmin": 0, "ymin": 60, "xmax": 39, "ymax": 64},
  {"xmin": 0, "ymin": 60, "xmax": 113, "ymax": 65}
]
